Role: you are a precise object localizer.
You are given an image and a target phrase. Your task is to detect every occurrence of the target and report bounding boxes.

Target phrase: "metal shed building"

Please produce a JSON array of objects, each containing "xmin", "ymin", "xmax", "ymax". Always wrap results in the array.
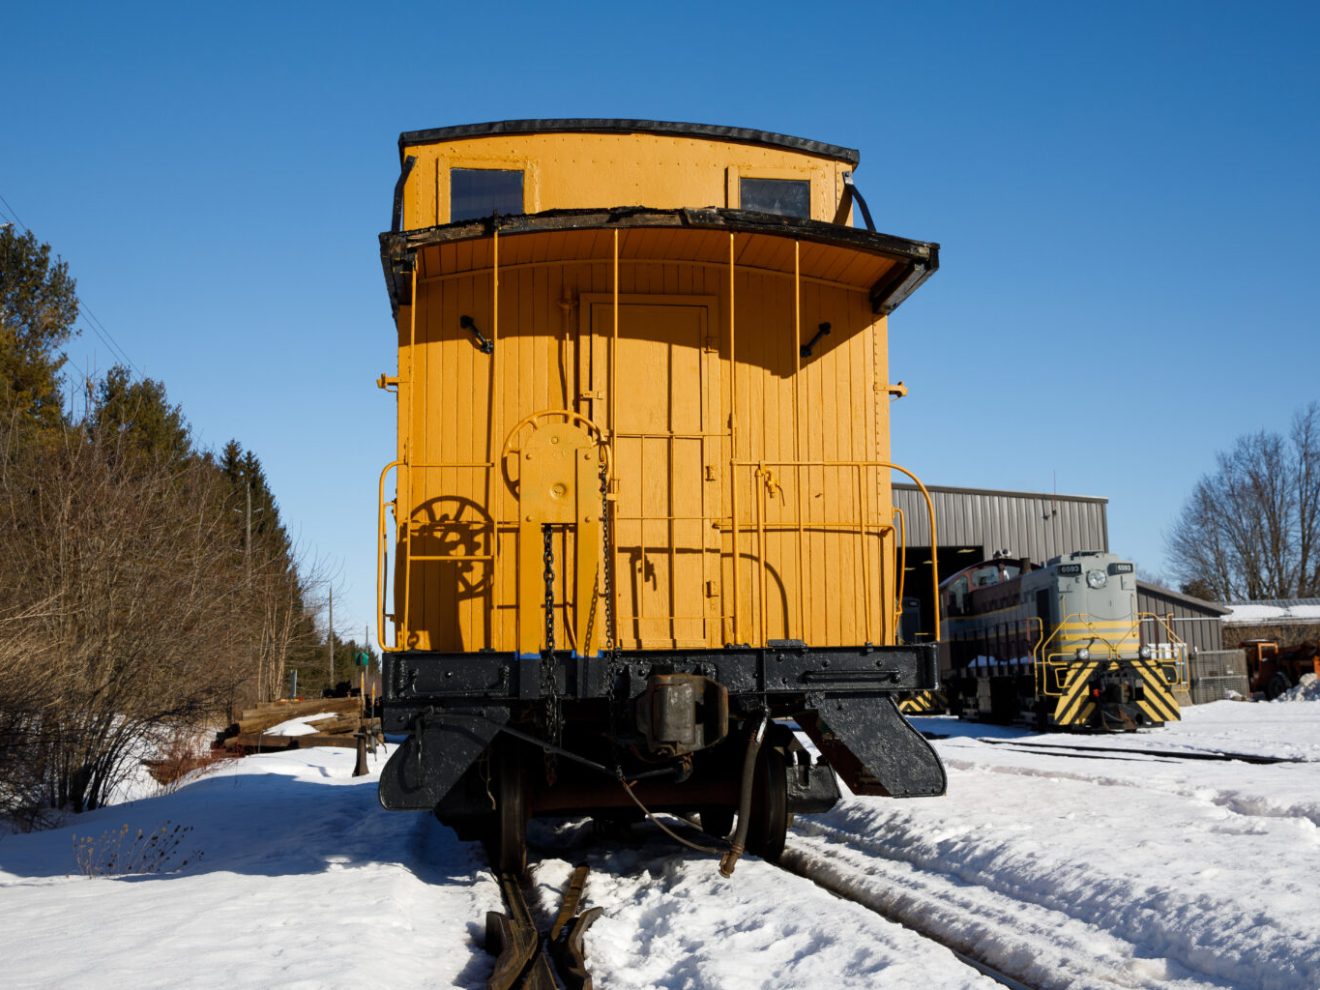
[{"xmin": 893, "ymin": 483, "xmax": 1109, "ymax": 640}]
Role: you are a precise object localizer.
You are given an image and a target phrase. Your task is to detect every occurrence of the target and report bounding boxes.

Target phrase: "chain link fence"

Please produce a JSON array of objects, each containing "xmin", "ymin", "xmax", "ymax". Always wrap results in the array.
[{"xmin": 1187, "ymin": 649, "xmax": 1250, "ymax": 704}]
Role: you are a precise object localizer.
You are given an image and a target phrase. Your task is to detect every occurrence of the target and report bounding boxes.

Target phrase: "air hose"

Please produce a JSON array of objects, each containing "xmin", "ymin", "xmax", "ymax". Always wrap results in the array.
[{"xmin": 718, "ymin": 714, "xmax": 769, "ymax": 878}]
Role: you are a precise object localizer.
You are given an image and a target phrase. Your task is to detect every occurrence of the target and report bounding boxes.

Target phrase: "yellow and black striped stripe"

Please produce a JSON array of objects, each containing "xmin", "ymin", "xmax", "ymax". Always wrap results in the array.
[
  {"xmin": 1051, "ymin": 661, "xmax": 1101, "ymax": 726},
  {"xmin": 1131, "ymin": 657, "xmax": 1180, "ymax": 724},
  {"xmin": 899, "ymin": 691, "xmax": 947, "ymax": 716}
]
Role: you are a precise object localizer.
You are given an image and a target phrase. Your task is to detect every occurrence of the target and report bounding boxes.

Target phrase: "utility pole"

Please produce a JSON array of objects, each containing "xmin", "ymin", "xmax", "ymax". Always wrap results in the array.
[
  {"xmin": 327, "ymin": 587, "xmax": 335, "ymax": 688},
  {"xmin": 244, "ymin": 479, "xmax": 260, "ymax": 698},
  {"xmin": 244, "ymin": 481, "xmax": 253, "ymax": 583}
]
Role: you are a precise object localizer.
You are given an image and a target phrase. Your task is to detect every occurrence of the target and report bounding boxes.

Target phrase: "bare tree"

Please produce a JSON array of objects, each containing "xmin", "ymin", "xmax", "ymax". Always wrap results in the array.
[
  {"xmin": 0, "ymin": 415, "xmax": 320, "ymax": 823},
  {"xmin": 1168, "ymin": 403, "xmax": 1320, "ymax": 602},
  {"xmin": 0, "ymin": 227, "xmax": 325, "ymax": 826}
]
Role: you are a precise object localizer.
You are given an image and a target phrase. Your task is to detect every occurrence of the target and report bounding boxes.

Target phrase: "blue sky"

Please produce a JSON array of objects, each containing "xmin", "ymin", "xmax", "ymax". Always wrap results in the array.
[{"xmin": 4, "ymin": 2, "xmax": 1317, "ymax": 640}]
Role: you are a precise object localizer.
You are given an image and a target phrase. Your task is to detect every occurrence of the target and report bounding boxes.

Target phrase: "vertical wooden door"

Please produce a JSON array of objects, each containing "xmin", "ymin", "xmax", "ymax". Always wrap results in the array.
[{"xmin": 587, "ymin": 296, "xmax": 721, "ymax": 649}]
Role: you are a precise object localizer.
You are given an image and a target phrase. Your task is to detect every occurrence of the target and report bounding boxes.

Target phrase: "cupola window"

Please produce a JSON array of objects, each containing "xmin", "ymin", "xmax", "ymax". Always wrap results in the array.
[
  {"xmin": 739, "ymin": 177, "xmax": 810, "ymax": 218},
  {"xmin": 451, "ymin": 168, "xmax": 524, "ymax": 221}
]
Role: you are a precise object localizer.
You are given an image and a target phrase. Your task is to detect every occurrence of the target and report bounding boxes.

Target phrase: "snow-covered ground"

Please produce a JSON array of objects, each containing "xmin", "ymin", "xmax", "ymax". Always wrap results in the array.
[{"xmin": 1, "ymin": 700, "xmax": 1317, "ymax": 989}]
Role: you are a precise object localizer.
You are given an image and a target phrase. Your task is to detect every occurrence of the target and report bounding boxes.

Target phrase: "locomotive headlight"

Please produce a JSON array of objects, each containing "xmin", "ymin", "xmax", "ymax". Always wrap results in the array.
[
  {"xmin": 1139, "ymin": 645, "xmax": 1153, "ymax": 660},
  {"xmin": 1076, "ymin": 648, "xmax": 1091, "ymax": 661},
  {"xmin": 1086, "ymin": 569, "xmax": 1107, "ymax": 590}
]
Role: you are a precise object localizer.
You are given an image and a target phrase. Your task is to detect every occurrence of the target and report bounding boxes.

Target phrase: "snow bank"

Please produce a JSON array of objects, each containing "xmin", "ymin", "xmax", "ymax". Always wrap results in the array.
[{"xmin": 1275, "ymin": 673, "xmax": 1320, "ymax": 703}]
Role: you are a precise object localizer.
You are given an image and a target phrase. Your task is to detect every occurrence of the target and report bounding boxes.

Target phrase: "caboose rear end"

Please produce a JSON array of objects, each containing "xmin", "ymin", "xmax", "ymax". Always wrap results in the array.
[{"xmin": 373, "ymin": 120, "xmax": 945, "ymax": 870}]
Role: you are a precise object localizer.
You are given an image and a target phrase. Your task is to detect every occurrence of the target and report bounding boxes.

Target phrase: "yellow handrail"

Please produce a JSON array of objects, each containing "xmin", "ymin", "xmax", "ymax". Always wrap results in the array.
[
  {"xmin": 376, "ymin": 460, "xmax": 403, "ymax": 652},
  {"xmin": 1137, "ymin": 612, "xmax": 1190, "ymax": 685},
  {"xmin": 892, "ymin": 506, "xmax": 907, "ymax": 635},
  {"xmin": 732, "ymin": 459, "xmax": 940, "ymax": 642}
]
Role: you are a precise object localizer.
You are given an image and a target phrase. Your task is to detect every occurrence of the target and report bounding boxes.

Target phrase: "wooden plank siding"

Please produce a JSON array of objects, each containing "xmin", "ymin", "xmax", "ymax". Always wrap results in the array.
[{"xmin": 391, "ymin": 246, "xmax": 896, "ymax": 653}]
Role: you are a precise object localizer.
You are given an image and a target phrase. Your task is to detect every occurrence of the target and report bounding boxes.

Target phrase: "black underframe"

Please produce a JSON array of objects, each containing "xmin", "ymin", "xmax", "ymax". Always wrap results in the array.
[{"xmin": 381, "ymin": 643, "xmax": 940, "ymax": 732}]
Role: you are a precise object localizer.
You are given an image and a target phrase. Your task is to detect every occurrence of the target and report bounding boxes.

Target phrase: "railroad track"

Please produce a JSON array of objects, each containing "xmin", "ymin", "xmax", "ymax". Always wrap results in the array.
[
  {"xmin": 772, "ymin": 847, "xmax": 1039, "ymax": 990},
  {"xmin": 643, "ymin": 816, "xmax": 1041, "ymax": 990},
  {"xmin": 475, "ymin": 815, "xmax": 1049, "ymax": 990},
  {"xmin": 973, "ymin": 737, "xmax": 1303, "ymax": 765},
  {"xmin": 485, "ymin": 863, "xmax": 601, "ymax": 990}
]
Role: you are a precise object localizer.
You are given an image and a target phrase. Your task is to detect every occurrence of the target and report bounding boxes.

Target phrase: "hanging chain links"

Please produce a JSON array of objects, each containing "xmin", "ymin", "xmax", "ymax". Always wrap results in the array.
[
  {"xmin": 599, "ymin": 458, "xmax": 618, "ymax": 660},
  {"xmin": 599, "ymin": 453, "xmax": 626, "ymax": 761},
  {"xmin": 540, "ymin": 525, "xmax": 563, "ymax": 764},
  {"xmin": 542, "ymin": 524, "xmax": 556, "ymax": 656}
]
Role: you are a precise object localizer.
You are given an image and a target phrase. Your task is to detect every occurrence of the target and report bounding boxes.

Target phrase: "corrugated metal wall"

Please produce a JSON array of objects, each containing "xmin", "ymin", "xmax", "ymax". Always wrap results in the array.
[
  {"xmin": 1136, "ymin": 584, "xmax": 1227, "ymax": 654},
  {"xmin": 1137, "ymin": 584, "xmax": 1241, "ymax": 703},
  {"xmin": 893, "ymin": 484, "xmax": 1109, "ymax": 562}
]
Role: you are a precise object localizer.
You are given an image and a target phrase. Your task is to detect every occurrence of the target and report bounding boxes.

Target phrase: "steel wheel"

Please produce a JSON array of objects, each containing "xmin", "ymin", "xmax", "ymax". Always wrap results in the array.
[{"xmin": 746, "ymin": 745, "xmax": 788, "ymax": 862}]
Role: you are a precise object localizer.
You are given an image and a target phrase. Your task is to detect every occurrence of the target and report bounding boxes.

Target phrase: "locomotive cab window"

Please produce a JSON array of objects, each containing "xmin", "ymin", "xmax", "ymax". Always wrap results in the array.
[
  {"xmin": 739, "ymin": 177, "xmax": 810, "ymax": 218},
  {"xmin": 971, "ymin": 561, "xmax": 1020, "ymax": 588},
  {"xmin": 450, "ymin": 168, "xmax": 524, "ymax": 221},
  {"xmin": 947, "ymin": 575, "xmax": 970, "ymax": 615}
]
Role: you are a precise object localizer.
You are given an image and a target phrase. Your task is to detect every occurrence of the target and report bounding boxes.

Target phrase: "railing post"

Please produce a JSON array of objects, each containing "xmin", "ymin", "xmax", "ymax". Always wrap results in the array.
[{"xmin": 728, "ymin": 233, "xmax": 740, "ymax": 645}]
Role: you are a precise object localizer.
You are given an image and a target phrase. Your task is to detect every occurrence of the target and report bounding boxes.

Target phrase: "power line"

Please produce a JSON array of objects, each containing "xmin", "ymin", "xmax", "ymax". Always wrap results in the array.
[
  {"xmin": 0, "ymin": 190, "xmax": 142, "ymax": 378},
  {"xmin": 81, "ymin": 303, "xmax": 141, "ymax": 377},
  {"xmin": 0, "ymin": 193, "xmax": 26, "ymax": 230}
]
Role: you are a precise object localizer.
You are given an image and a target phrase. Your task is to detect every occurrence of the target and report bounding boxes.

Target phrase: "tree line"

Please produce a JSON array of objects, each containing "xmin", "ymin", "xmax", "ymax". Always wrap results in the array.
[
  {"xmin": 1169, "ymin": 403, "xmax": 1320, "ymax": 603},
  {"xmin": 0, "ymin": 226, "xmax": 360, "ymax": 828}
]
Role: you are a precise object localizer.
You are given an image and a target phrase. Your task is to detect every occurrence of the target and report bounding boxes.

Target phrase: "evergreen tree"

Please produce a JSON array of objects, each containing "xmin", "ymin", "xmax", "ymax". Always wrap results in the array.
[
  {"xmin": 219, "ymin": 440, "xmax": 293, "ymax": 563},
  {"xmin": 0, "ymin": 226, "xmax": 79, "ymax": 431},
  {"xmin": 90, "ymin": 365, "xmax": 192, "ymax": 465}
]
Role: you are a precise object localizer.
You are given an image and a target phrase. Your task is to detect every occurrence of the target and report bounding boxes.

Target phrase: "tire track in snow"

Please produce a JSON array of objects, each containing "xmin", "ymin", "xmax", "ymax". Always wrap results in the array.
[{"xmin": 790, "ymin": 809, "xmax": 1316, "ymax": 990}]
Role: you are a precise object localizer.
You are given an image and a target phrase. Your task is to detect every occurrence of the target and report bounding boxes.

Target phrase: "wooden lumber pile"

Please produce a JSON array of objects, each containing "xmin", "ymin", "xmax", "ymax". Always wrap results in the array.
[{"xmin": 215, "ymin": 697, "xmax": 382, "ymax": 754}]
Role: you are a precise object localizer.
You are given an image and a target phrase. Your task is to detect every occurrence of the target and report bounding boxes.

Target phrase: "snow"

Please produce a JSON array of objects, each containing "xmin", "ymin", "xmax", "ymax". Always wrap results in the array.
[
  {"xmin": 0, "ymin": 746, "xmax": 504, "ymax": 989},
  {"xmin": 1, "ymin": 703, "xmax": 1318, "ymax": 989},
  {"xmin": 1276, "ymin": 673, "xmax": 1320, "ymax": 703},
  {"xmin": 263, "ymin": 711, "xmax": 338, "ymax": 736},
  {"xmin": 1223, "ymin": 602, "xmax": 1320, "ymax": 626}
]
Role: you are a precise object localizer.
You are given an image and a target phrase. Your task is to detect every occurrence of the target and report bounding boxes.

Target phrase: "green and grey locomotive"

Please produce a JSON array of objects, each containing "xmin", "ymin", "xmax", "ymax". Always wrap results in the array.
[{"xmin": 938, "ymin": 551, "xmax": 1184, "ymax": 730}]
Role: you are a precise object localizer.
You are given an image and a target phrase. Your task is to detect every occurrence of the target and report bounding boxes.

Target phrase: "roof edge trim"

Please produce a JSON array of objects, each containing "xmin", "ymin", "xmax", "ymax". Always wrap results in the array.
[
  {"xmin": 378, "ymin": 207, "xmax": 938, "ymax": 316},
  {"xmin": 398, "ymin": 119, "xmax": 861, "ymax": 165},
  {"xmin": 892, "ymin": 483, "xmax": 1109, "ymax": 505}
]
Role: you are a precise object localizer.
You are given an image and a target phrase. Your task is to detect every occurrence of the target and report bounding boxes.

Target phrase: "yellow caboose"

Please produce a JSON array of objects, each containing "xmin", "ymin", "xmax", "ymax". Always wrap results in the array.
[{"xmin": 376, "ymin": 119, "xmax": 945, "ymax": 872}]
